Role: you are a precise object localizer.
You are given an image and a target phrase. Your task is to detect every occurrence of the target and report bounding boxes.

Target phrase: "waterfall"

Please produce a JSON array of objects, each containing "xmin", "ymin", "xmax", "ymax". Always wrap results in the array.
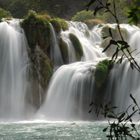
[
  {"xmin": 37, "ymin": 62, "xmax": 96, "ymax": 120},
  {"xmin": 38, "ymin": 22, "xmax": 140, "ymax": 120},
  {"xmin": 0, "ymin": 19, "xmax": 29, "ymax": 120},
  {"xmin": 0, "ymin": 19, "xmax": 140, "ymax": 121},
  {"xmin": 37, "ymin": 22, "xmax": 107, "ymax": 120},
  {"xmin": 61, "ymin": 22, "xmax": 105, "ymax": 61}
]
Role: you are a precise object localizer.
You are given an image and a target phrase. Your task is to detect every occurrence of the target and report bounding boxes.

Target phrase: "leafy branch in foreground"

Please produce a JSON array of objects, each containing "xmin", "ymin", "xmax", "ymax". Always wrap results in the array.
[
  {"xmin": 89, "ymin": 94, "xmax": 140, "ymax": 139},
  {"xmin": 86, "ymin": 0, "xmax": 140, "ymax": 139},
  {"xmin": 86, "ymin": 0, "xmax": 140, "ymax": 72}
]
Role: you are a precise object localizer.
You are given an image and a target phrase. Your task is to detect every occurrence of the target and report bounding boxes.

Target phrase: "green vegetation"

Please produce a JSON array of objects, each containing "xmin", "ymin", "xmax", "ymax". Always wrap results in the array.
[
  {"xmin": 50, "ymin": 18, "xmax": 61, "ymax": 33},
  {"xmin": 21, "ymin": 10, "xmax": 51, "ymax": 51},
  {"xmin": 6, "ymin": 0, "xmax": 41, "ymax": 18},
  {"xmin": 69, "ymin": 33, "xmax": 83, "ymax": 60},
  {"xmin": 21, "ymin": 10, "xmax": 68, "ymax": 56},
  {"xmin": 50, "ymin": 18, "xmax": 68, "ymax": 33},
  {"xmin": 52, "ymin": 18, "xmax": 68, "ymax": 31},
  {"xmin": 87, "ymin": 1, "xmax": 140, "ymax": 139},
  {"xmin": 0, "ymin": 8, "xmax": 11, "ymax": 21},
  {"xmin": 27, "ymin": 47, "xmax": 53, "ymax": 108},
  {"xmin": 72, "ymin": 10, "xmax": 94, "ymax": 22},
  {"xmin": 21, "ymin": 11, "xmax": 69, "ymax": 98},
  {"xmin": 0, "ymin": 0, "xmax": 85, "ymax": 19},
  {"xmin": 21, "ymin": 11, "xmax": 55, "ymax": 107},
  {"xmin": 0, "ymin": 0, "xmax": 139, "ymax": 24},
  {"xmin": 30, "ymin": 47, "xmax": 53, "ymax": 89},
  {"xmin": 94, "ymin": 59, "xmax": 113, "ymax": 88}
]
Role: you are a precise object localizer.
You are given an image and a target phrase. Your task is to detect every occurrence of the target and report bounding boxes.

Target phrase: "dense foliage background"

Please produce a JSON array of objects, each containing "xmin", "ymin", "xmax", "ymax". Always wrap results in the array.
[
  {"xmin": 0, "ymin": 0, "xmax": 138, "ymax": 24},
  {"xmin": 0, "ymin": 0, "xmax": 86, "ymax": 19}
]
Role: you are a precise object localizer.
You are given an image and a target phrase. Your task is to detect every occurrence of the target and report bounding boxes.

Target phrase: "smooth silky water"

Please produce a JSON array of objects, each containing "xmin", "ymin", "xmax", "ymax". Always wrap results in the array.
[{"xmin": 0, "ymin": 20, "xmax": 140, "ymax": 139}]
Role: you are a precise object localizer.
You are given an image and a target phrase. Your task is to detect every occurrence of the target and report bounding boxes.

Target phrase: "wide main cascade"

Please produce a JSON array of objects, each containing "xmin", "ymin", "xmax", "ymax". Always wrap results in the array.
[
  {"xmin": 0, "ymin": 19, "xmax": 140, "ymax": 121},
  {"xmin": 38, "ymin": 22, "xmax": 140, "ymax": 120}
]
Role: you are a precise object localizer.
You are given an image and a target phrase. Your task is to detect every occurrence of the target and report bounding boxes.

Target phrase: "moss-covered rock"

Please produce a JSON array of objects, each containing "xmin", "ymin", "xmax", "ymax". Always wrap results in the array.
[
  {"xmin": 21, "ymin": 11, "xmax": 69, "ymax": 56},
  {"xmin": 69, "ymin": 33, "xmax": 83, "ymax": 60},
  {"xmin": 21, "ymin": 11, "xmax": 69, "ymax": 108},
  {"xmin": 57, "ymin": 18, "xmax": 68, "ymax": 31},
  {"xmin": 94, "ymin": 59, "xmax": 113, "ymax": 89},
  {"xmin": 21, "ymin": 10, "xmax": 51, "ymax": 53},
  {"xmin": 50, "ymin": 18, "xmax": 68, "ymax": 33},
  {"xmin": 27, "ymin": 47, "xmax": 53, "ymax": 108},
  {"xmin": 50, "ymin": 18, "xmax": 61, "ymax": 33},
  {"xmin": 59, "ymin": 38, "xmax": 69, "ymax": 64}
]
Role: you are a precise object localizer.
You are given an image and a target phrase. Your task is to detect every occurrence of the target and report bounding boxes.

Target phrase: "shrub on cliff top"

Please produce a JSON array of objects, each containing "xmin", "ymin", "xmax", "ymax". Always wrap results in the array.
[
  {"xmin": 50, "ymin": 18, "xmax": 68, "ymax": 33},
  {"xmin": 72, "ymin": 10, "xmax": 94, "ymax": 22},
  {"xmin": 0, "ymin": 8, "xmax": 12, "ymax": 21}
]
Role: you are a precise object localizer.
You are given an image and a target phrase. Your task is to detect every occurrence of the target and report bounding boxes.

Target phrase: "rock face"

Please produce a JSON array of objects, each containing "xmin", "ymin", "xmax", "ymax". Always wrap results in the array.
[
  {"xmin": 21, "ymin": 11, "xmax": 51, "ymax": 53},
  {"xmin": 59, "ymin": 37, "xmax": 69, "ymax": 64},
  {"xmin": 94, "ymin": 59, "xmax": 114, "ymax": 89},
  {"xmin": 26, "ymin": 47, "xmax": 53, "ymax": 108},
  {"xmin": 21, "ymin": 11, "xmax": 70, "ymax": 108},
  {"xmin": 69, "ymin": 33, "xmax": 83, "ymax": 60}
]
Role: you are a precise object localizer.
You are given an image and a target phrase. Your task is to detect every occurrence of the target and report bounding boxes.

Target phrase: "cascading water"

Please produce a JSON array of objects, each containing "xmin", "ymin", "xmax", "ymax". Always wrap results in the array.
[
  {"xmin": 50, "ymin": 23, "xmax": 64, "ymax": 68},
  {"xmin": 0, "ymin": 19, "xmax": 29, "ymax": 120},
  {"xmin": 61, "ymin": 22, "xmax": 105, "ymax": 61},
  {"xmin": 38, "ymin": 22, "xmax": 140, "ymax": 120},
  {"xmin": 37, "ymin": 22, "xmax": 107, "ymax": 120},
  {"xmin": 0, "ymin": 18, "xmax": 140, "ymax": 121}
]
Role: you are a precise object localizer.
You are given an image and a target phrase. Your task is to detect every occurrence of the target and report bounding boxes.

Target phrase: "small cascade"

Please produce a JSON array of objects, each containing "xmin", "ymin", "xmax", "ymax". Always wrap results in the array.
[
  {"xmin": 38, "ymin": 62, "xmax": 96, "ymax": 120},
  {"xmin": 38, "ymin": 22, "xmax": 140, "ymax": 120},
  {"xmin": 104, "ymin": 60, "xmax": 140, "ymax": 113},
  {"xmin": 60, "ymin": 32, "xmax": 77, "ymax": 63},
  {"xmin": 61, "ymin": 22, "xmax": 105, "ymax": 61},
  {"xmin": 0, "ymin": 20, "xmax": 29, "ymax": 120},
  {"xmin": 49, "ymin": 23, "xmax": 63, "ymax": 68}
]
